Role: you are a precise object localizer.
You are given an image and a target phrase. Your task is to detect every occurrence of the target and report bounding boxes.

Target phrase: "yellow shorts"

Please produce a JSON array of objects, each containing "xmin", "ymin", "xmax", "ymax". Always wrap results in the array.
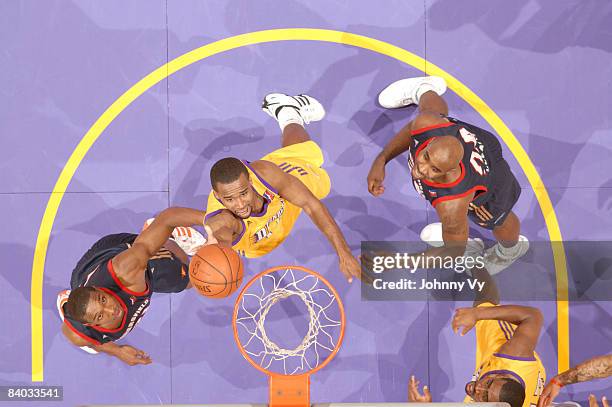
[{"xmin": 260, "ymin": 140, "xmax": 331, "ymax": 200}]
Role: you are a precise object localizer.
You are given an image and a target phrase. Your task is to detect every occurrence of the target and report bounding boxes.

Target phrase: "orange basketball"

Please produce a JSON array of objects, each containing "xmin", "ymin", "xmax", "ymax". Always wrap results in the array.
[{"xmin": 189, "ymin": 244, "xmax": 244, "ymax": 298}]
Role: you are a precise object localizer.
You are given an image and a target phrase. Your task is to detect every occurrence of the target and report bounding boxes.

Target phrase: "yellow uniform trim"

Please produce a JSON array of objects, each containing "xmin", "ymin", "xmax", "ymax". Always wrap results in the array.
[{"xmin": 31, "ymin": 28, "xmax": 568, "ymax": 381}]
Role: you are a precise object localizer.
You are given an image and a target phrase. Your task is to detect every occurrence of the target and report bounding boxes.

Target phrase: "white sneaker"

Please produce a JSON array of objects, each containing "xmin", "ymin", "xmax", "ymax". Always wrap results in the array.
[
  {"xmin": 420, "ymin": 222, "xmax": 444, "ymax": 247},
  {"xmin": 483, "ymin": 235, "xmax": 530, "ymax": 275},
  {"xmin": 419, "ymin": 222, "xmax": 484, "ymax": 273},
  {"xmin": 262, "ymin": 93, "xmax": 325, "ymax": 124},
  {"xmin": 378, "ymin": 76, "xmax": 447, "ymax": 109},
  {"xmin": 57, "ymin": 289, "xmax": 99, "ymax": 354},
  {"xmin": 143, "ymin": 218, "xmax": 207, "ymax": 256},
  {"xmin": 464, "ymin": 237, "xmax": 485, "ymax": 257}
]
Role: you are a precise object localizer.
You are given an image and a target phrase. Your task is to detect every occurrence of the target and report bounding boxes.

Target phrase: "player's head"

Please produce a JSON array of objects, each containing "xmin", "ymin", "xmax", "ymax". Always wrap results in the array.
[
  {"xmin": 65, "ymin": 287, "xmax": 124, "ymax": 327},
  {"xmin": 412, "ymin": 136, "xmax": 463, "ymax": 182},
  {"xmin": 465, "ymin": 375, "xmax": 525, "ymax": 407},
  {"xmin": 211, "ymin": 157, "xmax": 256, "ymax": 219}
]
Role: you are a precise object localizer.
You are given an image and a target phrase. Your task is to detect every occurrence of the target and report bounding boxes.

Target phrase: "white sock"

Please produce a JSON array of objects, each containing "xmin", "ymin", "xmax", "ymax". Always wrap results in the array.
[
  {"xmin": 415, "ymin": 84, "xmax": 440, "ymax": 104},
  {"xmin": 277, "ymin": 107, "xmax": 304, "ymax": 131},
  {"xmin": 496, "ymin": 241, "xmax": 521, "ymax": 258}
]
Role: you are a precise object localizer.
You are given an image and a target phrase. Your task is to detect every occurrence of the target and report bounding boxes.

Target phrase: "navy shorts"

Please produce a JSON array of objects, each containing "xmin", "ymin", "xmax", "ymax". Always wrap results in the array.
[{"xmin": 468, "ymin": 162, "xmax": 521, "ymax": 230}]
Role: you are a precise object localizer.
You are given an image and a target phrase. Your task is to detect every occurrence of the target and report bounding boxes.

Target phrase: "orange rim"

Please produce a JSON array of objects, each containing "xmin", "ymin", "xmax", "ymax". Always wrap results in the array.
[{"xmin": 232, "ymin": 264, "xmax": 346, "ymax": 378}]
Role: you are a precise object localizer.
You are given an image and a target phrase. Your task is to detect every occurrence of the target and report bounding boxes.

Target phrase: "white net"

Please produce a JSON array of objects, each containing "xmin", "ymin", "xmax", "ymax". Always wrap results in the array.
[{"xmin": 235, "ymin": 267, "xmax": 343, "ymax": 375}]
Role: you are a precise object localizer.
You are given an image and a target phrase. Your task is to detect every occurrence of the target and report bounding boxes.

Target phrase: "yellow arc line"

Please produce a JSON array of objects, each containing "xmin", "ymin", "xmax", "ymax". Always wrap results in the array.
[{"xmin": 31, "ymin": 28, "xmax": 568, "ymax": 381}]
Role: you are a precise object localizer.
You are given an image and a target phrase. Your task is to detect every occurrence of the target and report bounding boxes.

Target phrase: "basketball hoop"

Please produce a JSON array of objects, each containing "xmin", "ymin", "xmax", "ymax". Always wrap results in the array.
[{"xmin": 233, "ymin": 265, "xmax": 346, "ymax": 407}]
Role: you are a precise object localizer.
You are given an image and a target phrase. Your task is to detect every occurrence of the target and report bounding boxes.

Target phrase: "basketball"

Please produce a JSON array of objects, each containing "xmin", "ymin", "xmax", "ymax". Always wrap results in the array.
[{"xmin": 189, "ymin": 244, "xmax": 244, "ymax": 298}]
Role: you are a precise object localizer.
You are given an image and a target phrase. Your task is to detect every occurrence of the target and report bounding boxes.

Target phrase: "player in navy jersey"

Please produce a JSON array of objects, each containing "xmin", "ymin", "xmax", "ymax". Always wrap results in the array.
[
  {"xmin": 367, "ymin": 76, "xmax": 528, "ymax": 274},
  {"xmin": 56, "ymin": 207, "xmax": 216, "ymax": 366}
]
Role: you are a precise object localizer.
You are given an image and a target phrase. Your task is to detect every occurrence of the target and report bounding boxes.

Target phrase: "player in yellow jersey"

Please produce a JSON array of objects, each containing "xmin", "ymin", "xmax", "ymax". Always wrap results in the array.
[
  {"xmin": 409, "ymin": 266, "xmax": 546, "ymax": 407},
  {"xmin": 204, "ymin": 93, "xmax": 361, "ymax": 282}
]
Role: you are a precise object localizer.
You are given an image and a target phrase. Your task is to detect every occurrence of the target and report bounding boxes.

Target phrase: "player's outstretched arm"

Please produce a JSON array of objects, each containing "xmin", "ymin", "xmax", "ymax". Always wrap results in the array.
[
  {"xmin": 112, "ymin": 207, "xmax": 207, "ymax": 292},
  {"xmin": 538, "ymin": 355, "xmax": 612, "ymax": 407},
  {"xmin": 452, "ymin": 304, "xmax": 543, "ymax": 358},
  {"xmin": 252, "ymin": 160, "xmax": 360, "ymax": 282},
  {"xmin": 367, "ymin": 112, "xmax": 448, "ymax": 196},
  {"xmin": 61, "ymin": 324, "xmax": 152, "ymax": 366},
  {"xmin": 204, "ymin": 209, "xmax": 241, "ymax": 247}
]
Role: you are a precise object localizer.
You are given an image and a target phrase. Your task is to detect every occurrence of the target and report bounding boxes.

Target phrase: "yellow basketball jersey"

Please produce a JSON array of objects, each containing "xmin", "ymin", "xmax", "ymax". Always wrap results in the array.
[
  {"xmin": 465, "ymin": 303, "xmax": 546, "ymax": 407},
  {"xmin": 205, "ymin": 161, "xmax": 302, "ymax": 258},
  {"xmin": 205, "ymin": 141, "xmax": 331, "ymax": 258}
]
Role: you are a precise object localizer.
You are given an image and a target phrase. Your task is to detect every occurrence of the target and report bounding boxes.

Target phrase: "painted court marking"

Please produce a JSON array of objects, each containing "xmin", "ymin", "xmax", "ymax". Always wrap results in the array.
[{"xmin": 30, "ymin": 28, "xmax": 568, "ymax": 381}]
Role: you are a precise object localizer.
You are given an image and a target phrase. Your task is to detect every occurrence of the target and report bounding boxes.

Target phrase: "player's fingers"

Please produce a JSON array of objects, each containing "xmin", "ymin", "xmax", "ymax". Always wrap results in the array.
[
  {"xmin": 589, "ymin": 394, "xmax": 599, "ymax": 407},
  {"xmin": 408, "ymin": 386, "xmax": 417, "ymax": 401},
  {"xmin": 203, "ymin": 225, "xmax": 218, "ymax": 244},
  {"xmin": 462, "ymin": 325, "xmax": 471, "ymax": 336},
  {"xmin": 367, "ymin": 179, "xmax": 376, "ymax": 193},
  {"xmin": 538, "ymin": 395, "xmax": 550, "ymax": 407},
  {"xmin": 424, "ymin": 385, "xmax": 431, "ymax": 399},
  {"xmin": 602, "ymin": 396, "xmax": 609, "ymax": 407},
  {"xmin": 339, "ymin": 265, "xmax": 352, "ymax": 282},
  {"xmin": 408, "ymin": 377, "xmax": 418, "ymax": 400}
]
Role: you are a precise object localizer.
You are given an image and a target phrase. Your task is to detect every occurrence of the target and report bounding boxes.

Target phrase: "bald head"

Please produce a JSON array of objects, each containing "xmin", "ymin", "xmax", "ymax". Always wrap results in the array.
[
  {"xmin": 412, "ymin": 135, "xmax": 464, "ymax": 182},
  {"xmin": 427, "ymin": 136, "xmax": 464, "ymax": 172}
]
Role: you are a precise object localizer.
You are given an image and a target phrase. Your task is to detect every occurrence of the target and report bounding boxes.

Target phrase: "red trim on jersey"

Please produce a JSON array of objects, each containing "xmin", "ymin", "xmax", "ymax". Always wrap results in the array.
[
  {"xmin": 107, "ymin": 259, "xmax": 149, "ymax": 296},
  {"xmin": 63, "ymin": 320, "xmax": 101, "ymax": 346},
  {"xmin": 423, "ymin": 162, "xmax": 466, "ymax": 188},
  {"xmin": 431, "ymin": 186, "xmax": 488, "ymax": 207},
  {"xmin": 414, "ymin": 137, "xmax": 433, "ymax": 157},
  {"xmin": 411, "ymin": 121, "xmax": 454, "ymax": 135},
  {"xmin": 90, "ymin": 287, "xmax": 128, "ymax": 334},
  {"xmin": 413, "ymin": 138, "xmax": 466, "ymax": 188}
]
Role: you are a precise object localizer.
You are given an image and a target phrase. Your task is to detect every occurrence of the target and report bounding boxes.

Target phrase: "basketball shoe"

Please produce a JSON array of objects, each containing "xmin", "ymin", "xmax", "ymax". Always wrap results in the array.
[
  {"xmin": 143, "ymin": 218, "xmax": 207, "ymax": 256},
  {"xmin": 262, "ymin": 93, "xmax": 325, "ymax": 125},
  {"xmin": 378, "ymin": 76, "xmax": 447, "ymax": 109},
  {"xmin": 483, "ymin": 235, "xmax": 529, "ymax": 275}
]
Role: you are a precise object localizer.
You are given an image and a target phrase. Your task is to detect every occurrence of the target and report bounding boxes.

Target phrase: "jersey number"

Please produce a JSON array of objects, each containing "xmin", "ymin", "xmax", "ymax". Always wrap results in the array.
[
  {"xmin": 278, "ymin": 162, "xmax": 308, "ymax": 177},
  {"xmin": 459, "ymin": 128, "xmax": 489, "ymax": 176}
]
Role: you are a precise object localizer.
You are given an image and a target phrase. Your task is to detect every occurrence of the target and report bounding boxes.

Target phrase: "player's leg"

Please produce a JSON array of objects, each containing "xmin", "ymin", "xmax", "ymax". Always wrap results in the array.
[
  {"xmin": 281, "ymin": 123, "xmax": 310, "ymax": 147},
  {"xmin": 261, "ymin": 93, "xmax": 325, "ymax": 147},
  {"xmin": 492, "ymin": 211, "xmax": 520, "ymax": 248},
  {"xmin": 418, "ymin": 90, "xmax": 449, "ymax": 117}
]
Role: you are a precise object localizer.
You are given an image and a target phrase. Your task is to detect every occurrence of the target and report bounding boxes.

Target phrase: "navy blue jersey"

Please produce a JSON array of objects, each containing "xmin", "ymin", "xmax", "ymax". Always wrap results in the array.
[
  {"xmin": 408, "ymin": 117, "xmax": 512, "ymax": 208},
  {"xmin": 63, "ymin": 233, "xmax": 189, "ymax": 345}
]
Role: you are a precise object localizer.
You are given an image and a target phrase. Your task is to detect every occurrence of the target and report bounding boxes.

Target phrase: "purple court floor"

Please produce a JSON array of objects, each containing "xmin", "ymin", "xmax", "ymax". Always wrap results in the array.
[{"xmin": 1, "ymin": 1, "xmax": 611, "ymax": 406}]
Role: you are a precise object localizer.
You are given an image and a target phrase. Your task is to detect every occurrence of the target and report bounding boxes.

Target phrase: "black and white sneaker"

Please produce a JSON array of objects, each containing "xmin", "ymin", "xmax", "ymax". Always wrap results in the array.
[{"xmin": 262, "ymin": 93, "xmax": 325, "ymax": 124}]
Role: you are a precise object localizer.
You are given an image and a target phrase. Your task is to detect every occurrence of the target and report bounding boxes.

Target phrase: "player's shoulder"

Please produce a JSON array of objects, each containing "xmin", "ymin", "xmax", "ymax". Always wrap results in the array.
[
  {"xmin": 249, "ymin": 159, "xmax": 285, "ymax": 184},
  {"xmin": 249, "ymin": 159, "xmax": 277, "ymax": 173}
]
